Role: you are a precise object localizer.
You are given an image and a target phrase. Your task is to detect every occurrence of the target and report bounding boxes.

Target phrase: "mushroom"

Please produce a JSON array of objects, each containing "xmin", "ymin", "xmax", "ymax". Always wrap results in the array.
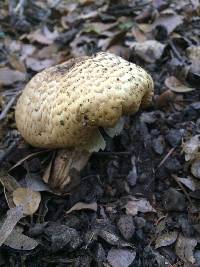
[{"xmin": 15, "ymin": 52, "xmax": 154, "ymax": 192}]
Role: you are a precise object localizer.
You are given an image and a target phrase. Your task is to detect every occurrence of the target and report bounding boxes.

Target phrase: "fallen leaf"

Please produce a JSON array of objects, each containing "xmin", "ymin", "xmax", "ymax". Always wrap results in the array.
[
  {"xmin": 99, "ymin": 229, "xmax": 134, "ymax": 248},
  {"xmin": 26, "ymin": 57, "xmax": 55, "ymax": 71},
  {"xmin": 155, "ymin": 90, "xmax": 175, "ymax": 107},
  {"xmin": 186, "ymin": 46, "xmax": 200, "ymax": 74},
  {"xmin": 177, "ymin": 177, "xmax": 196, "ymax": 191},
  {"xmin": 175, "ymin": 234, "xmax": 197, "ymax": 264},
  {"xmin": 20, "ymin": 44, "xmax": 36, "ymax": 60},
  {"xmin": 0, "ymin": 206, "xmax": 24, "ymax": 246},
  {"xmin": 165, "ymin": 76, "xmax": 195, "ymax": 93},
  {"xmin": 4, "ymin": 226, "xmax": 38, "ymax": 250},
  {"xmin": 155, "ymin": 231, "xmax": 178, "ymax": 249},
  {"xmin": 128, "ymin": 40, "xmax": 165, "ymax": 63},
  {"xmin": 8, "ymin": 54, "xmax": 26, "ymax": 73},
  {"xmin": 27, "ymin": 26, "xmax": 59, "ymax": 45},
  {"xmin": 79, "ymin": 0, "xmax": 94, "ymax": 5},
  {"xmin": 83, "ymin": 22, "xmax": 117, "ymax": 34},
  {"xmin": 123, "ymin": 197, "xmax": 156, "ymax": 216},
  {"xmin": 80, "ymin": 10, "xmax": 98, "ymax": 20},
  {"xmin": 13, "ymin": 187, "xmax": 41, "ymax": 215},
  {"xmin": 66, "ymin": 202, "xmax": 97, "ymax": 214},
  {"xmin": 0, "ymin": 67, "xmax": 26, "ymax": 85},
  {"xmin": 182, "ymin": 135, "xmax": 200, "ymax": 161},
  {"xmin": 191, "ymin": 159, "xmax": 200, "ymax": 179},
  {"xmin": 36, "ymin": 44, "xmax": 59, "ymax": 59},
  {"xmin": 152, "ymin": 11, "xmax": 183, "ymax": 34},
  {"xmin": 107, "ymin": 248, "xmax": 136, "ymax": 267},
  {"xmin": 107, "ymin": 45, "xmax": 131, "ymax": 60},
  {"xmin": 98, "ymin": 30, "xmax": 127, "ymax": 51},
  {"xmin": 131, "ymin": 25, "xmax": 147, "ymax": 42}
]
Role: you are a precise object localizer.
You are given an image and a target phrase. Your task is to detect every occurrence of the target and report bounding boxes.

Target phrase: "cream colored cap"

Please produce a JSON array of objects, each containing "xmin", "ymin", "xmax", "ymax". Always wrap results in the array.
[{"xmin": 15, "ymin": 52, "xmax": 154, "ymax": 149}]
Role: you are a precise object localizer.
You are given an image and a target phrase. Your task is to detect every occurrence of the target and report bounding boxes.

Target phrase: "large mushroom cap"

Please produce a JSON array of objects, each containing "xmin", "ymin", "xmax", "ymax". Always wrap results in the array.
[{"xmin": 15, "ymin": 52, "xmax": 154, "ymax": 149}]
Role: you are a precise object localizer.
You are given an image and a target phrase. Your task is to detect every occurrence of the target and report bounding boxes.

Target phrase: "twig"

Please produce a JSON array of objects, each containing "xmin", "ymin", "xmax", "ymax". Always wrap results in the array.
[
  {"xmin": 156, "ymin": 147, "xmax": 175, "ymax": 169},
  {"xmin": 14, "ymin": 0, "xmax": 25, "ymax": 16},
  {"xmin": 0, "ymin": 93, "xmax": 20, "ymax": 121}
]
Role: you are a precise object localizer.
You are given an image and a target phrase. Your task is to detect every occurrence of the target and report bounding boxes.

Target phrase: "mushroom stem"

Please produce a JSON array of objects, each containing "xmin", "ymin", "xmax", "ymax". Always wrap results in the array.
[{"xmin": 43, "ymin": 149, "xmax": 91, "ymax": 192}]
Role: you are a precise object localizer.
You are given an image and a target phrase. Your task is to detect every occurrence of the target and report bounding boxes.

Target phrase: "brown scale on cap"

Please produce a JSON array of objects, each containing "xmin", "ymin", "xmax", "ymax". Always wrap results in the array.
[{"xmin": 15, "ymin": 52, "xmax": 154, "ymax": 149}]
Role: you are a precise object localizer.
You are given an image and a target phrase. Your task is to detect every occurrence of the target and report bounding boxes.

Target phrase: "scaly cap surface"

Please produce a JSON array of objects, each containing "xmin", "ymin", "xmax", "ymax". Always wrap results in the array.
[{"xmin": 15, "ymin": 52, "xmax": 154, "ymax": 149}]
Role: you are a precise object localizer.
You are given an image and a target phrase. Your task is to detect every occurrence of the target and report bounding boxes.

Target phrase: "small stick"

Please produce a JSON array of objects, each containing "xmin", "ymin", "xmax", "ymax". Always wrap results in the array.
[
  {"xmin": 0, "ymin": 93, "xmax": 20, "ymax": 121},
  {"xmin": 157, "ymin": 147, "xmax": 175, "ymax": 169},
  {"xmin": 14, "ymin": 0, "xmax": 25, "ymax": 15}
]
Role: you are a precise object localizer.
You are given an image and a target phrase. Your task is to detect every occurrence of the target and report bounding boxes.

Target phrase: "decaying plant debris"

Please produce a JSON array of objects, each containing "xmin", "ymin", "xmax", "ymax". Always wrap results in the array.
[{"xmin": 0, "ymin": 0, "xmax": 200, "ymax": 266}]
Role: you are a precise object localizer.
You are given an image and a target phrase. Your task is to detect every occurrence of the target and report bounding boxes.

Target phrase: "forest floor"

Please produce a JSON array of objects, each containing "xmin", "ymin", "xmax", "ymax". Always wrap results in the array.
[{"xmin": 0, "ymin": 0, "xmax": 200, "ymax": 266}]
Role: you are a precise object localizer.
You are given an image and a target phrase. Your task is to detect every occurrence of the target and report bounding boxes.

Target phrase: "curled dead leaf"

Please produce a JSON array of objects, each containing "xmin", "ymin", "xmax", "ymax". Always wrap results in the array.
[
  {"xmin": 66, "ymin": 202, "xmax": 97, "ymax": 214},
  {"xmin": 123, "ymin": 197, "xmax": 156, "ymax": 216},
  {"xmin": 155, "ymin": 231, "xmax": 178, "ymax": 249},
  {"xmin": 182, "ymin": 135, "xmax": 200, "ymax": 161},
  {"xmin": 0, "ymin": 67, "xmax": 26, "ymax": 85},
  {"xmin": 191, "ymin": 159, "xmax": 200, "ymax": 179},
  {"xmin": 175, "ymin": 234, "xmax": 197, "ymax": 264},
  {"xmin": 165, "ymin": 76, "xmax": 195, "ymax": 93},
  {"xmin": 128, "ymin": 40, "xmax": 165, "ymax": 63}
]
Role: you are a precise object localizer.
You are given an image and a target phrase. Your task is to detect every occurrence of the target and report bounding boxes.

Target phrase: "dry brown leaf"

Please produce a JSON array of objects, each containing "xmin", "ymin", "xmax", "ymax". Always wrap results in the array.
[
  {"xmin": 20, "ymin": 44, "xmax": 36, "ymax": 60},
  {"xmin": 154, "ymin": 90, "xmax": 175, "ymax": 107},
  {"xmin": 26, "ymin": 57, "xmax": 55, "ymax": 71},
  {"xmin": 8, "ymin": 54, "xmax": 26, "ymax": 73},
  {"xmin": 0, "ymin": 67, "xmax": 26, "ymax": 85},
  {"xmin": 128, "ymin": 40, "xmax": 165, "ymax": 63},
  {"xmin": 83, "ymin": 22, "xmax": 117, "ymax": 34},
  {"xmin": 79, "ymin": 0, "xmax": 94, "ymax": 5},
  {"xmin": 182, "ymin": 135, "xmax": 200, "ymax": 161},
  {"xmin": 4, "ymin": 226, "xmax": 38, "ymax": 250},
  {"xmin": 175, "ymin": 234, "xmax": 197, "ymax": 264},
  {"xmin": 36, "ymin": 44, "xmax": 59, "ymax": 59},
  {"xmin": 98, "ymin": 30, "xmax": 127, "ymax": 51},
  {"xmin": 13, "ymin": 187, "xmax": 41, "ymax": 215},
  {"xmin": 165, "ymin": 76, "xmax": 195, "ymax": 93},
  {"xmin": 123, "ymin": 197, "xmax": 156, "ymax": 216},
  {"xmin": 27, "ymin": 26, "xmax": 59, "ymax": 45},
  {"xmin": 0, "ymin": 206, "xmax": 24, "ymax": 247},
  {"xmin": 177, "ymin": 177, "xmax": 196, "ymax": 191},
  {"xmin": 155, "ymin": 231, "xmax": 178, "ymax": 249},
  {"xmin": 107, "ymin": 45, "xmax": 130, "ymax": 60},
  {"xmin": 107, "ymin": 248, "xmax": 136, "ymax": 267},
  {"xmin": 131, "ymin": 26, "xmax": 147, "ymax": 42},
  {"xmin": 66, "ymin": 202, "xmax": 97, "ymax": 214},
  {"xmin": 186, "ymin": 46, "xmax": 200, "ymax": 74},
  {"xmin": 152, "ymin": 11, "xmax": 183, "ymax": 34},
  {"xmin": 191, "ymin": 159, "xmax": 200, "ymax": 179}
]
